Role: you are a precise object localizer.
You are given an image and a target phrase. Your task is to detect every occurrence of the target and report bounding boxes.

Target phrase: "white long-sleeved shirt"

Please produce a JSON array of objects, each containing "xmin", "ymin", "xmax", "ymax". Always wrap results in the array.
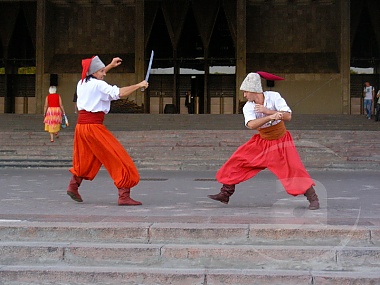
[
  {"xmin": 76, "ymin": 78, "xmax": 120, "ymax": 114},
  {"xmin": 243, "ymin": 91, "xmax": 292, "ymax": 128}
]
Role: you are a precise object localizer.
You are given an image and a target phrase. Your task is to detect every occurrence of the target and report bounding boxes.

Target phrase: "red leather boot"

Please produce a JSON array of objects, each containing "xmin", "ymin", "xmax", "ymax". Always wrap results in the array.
[
  {"xmin": 304, "ymin": 186, "xmax": 320, "ymax": 210},
  {"xmin": 67, "ymin": 175, "xmax": 83, "ymax": 202},
  {"xmin": 207, "ymin": 184, "xmax": 235, "ymax": 204},
  {"xmin": 118, "ymin": 188, "xmax": 142, "ymax": 206}
]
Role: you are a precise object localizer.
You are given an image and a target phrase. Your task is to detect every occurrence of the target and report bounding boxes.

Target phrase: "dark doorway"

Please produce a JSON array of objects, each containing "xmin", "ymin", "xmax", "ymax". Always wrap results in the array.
[
  {"xmin": 145, "ymin": 4, "xmax": 173, "ymax": 113},
  {"xmin": 191, "ymin": 75, "xmax": 204, "ymax": 114},
  {"xmin": 350, "ymin": 0, "xmax": 380, "ymax": 115},
  {"xmin": 4, "ymin": 6, "xmax": 36, "ymax": 113},
  {"xmin": 5, "ymin": 75, "xmax": 16, "ymax": 113},
  {"xmin": 351, "ymin": 1, "xmax": 379, "ymax": 69},
  {"xmin": 145, "ymin": 0, "xmax": 236, "ymax": 114}
]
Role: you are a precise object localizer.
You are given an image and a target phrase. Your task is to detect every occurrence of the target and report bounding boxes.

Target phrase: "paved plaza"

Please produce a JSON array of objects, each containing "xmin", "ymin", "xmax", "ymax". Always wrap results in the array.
[{"xmin": 0, "ymin": 168, "xmax": 378, "ymax": 227}]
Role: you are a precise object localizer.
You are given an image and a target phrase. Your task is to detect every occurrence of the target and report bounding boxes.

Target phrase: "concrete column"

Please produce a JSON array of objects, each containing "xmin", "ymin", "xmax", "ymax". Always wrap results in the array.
[
  {"xmin": 35, "ymin": 0, "xmax": 45, "ymax": 114},
  {"xmin": 135, "ymin": 0, "xmax": 145, "ymax": 108},
  {"xmin": 236, "ymin": 0, "xmax": 246, "ymax": 114},
  {"xmin": 340, "ymin": 0, "xmax": 350, "ymax": 114},
  {"xmin": 204, "ymin": 47, "xmax": 210, "ymax": 114},
  {"xmin": 173, "ymin": 49, "xmax": 179, "ymax": 113}
]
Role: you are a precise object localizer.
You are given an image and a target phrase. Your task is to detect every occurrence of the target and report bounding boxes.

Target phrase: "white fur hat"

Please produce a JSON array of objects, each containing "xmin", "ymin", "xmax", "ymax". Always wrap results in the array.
[
  {"xmin": 240, "ymin": 73, "xmax": 263, "ymax": 93},
  {"xmin": 88, "ymin": 56, "xmax": 105, "ymax": 75},
  {"xmin": 49, "ymin": 86, "xmax": 57, "ymax": 94}
]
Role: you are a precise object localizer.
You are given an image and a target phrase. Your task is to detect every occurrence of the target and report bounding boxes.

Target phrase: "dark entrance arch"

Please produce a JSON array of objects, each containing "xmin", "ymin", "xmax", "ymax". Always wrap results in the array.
[
  {"xmin": 1, "ymin": 3, "xmax": 36, "ymax": 114},
  {"xmin": 350, "ymin": 0, "xmax": 380, "ymax": 115},
  {"xmin": 145, "ymin": 0, "xmax": 236, "ymax": 114}
]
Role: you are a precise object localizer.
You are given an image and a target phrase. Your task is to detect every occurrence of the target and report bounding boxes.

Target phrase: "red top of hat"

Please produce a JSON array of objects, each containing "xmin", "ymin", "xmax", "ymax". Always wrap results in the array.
[
  {"xmin": 81, "ymin": 56, "xmax": 96, "ymax": 83},
  {"xmin": 257, "ymin": 71, "xmax": 285, "ymax": 81}
]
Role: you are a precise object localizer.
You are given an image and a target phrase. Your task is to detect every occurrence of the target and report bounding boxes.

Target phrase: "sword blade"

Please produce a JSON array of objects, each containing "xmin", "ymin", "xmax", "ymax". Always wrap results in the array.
[
  {"xmin": 141, "ymin": 50, "xmax": 154, "ymax": 92},
  {"xmin": 145, "ymin": 50, "xmax": 154, "ymax": 82}
]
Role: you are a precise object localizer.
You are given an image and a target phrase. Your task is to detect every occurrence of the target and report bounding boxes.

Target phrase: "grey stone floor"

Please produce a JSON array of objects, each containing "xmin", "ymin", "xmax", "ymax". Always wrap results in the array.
[{"xmin": 0, "ymin": 168, "xmax": 378, "ymax": 227}]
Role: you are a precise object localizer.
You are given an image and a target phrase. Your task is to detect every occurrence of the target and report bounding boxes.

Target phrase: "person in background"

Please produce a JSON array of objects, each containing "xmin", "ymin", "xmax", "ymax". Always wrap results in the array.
[
  {"xmin": 375, "ymin": 89, "xmax": 380, "ymax": 122},
  {"xmin": 66, "ymin": 55, "xmax": 148, "ymax": 206},
  {"xmin": 43, "ymin": 86, "xmax": 66, "ymax": 142},
  {"xmin": 185, "ymin": 90, "xmax": 194, "ymax": 114},
  {"xmin": 207, "ymin": 72, "xmax": 320, "ymax": 210},
  {"xmin": 363, "ymin": 81, "xmax": 375, "ymax": 119},
  {"xmin": 73, "ymin": 91, "xmax": 78, "ymax": 113}
]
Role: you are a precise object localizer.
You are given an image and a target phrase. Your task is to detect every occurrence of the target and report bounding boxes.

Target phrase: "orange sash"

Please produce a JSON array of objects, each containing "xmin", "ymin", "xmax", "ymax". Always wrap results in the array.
[{"xmin": 258, "ymin": 121, "xmax": 286, "ymax": 140}]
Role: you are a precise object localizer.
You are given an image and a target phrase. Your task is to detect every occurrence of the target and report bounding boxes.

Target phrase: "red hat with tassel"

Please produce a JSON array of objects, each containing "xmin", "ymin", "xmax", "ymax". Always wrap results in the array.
[{"xmin": 81, "ymin": 55, "xmax": 105, "ymax": 83}]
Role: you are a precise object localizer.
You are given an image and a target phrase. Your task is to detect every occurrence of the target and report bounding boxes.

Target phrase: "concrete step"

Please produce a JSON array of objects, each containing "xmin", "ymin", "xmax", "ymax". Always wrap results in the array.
[
  {"xmin": 0, "ymin": 129, "xmax": 380, "ymax": 170},
  {"xmin": 1, "ymin": 241, "xmax": 379, "ymax": 271},
  {"xmin": 1, "ymin": 266, "xmax": 379, "ymax": 285},
  {"xmin": 1, "ymin": 222, "xmax": 380, "ymax": 284},
  {"xmin": 0, "ymin": 113, "xmax": 379, "ymax": 171},
  {"xmin": 0, "ymin": 222, "xmax": 378, "ymax": 247}
]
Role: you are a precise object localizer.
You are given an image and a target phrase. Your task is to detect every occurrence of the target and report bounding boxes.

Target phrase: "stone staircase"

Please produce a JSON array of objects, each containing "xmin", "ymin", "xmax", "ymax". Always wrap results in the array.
[
  {"xmin": 1, "ymin": 114, "xmax": 380, "ymax": 284},
  {"xmin": 0, "ymin": 114, "xmax": 379, "ymax": 170},
  {"xmin": 0, "ymin": 221, "xmax": 379, "ymax": 284}
]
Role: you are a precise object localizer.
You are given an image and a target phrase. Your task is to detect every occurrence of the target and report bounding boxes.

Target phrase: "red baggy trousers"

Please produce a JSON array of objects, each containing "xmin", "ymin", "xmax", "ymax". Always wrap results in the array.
[
  {"xmin": 69, "ymin": 123, "xmax": 139, "ymax": 189},
  {"xmin": 216, "ymin": 131, "xmax": 314, "ymax": 196}
]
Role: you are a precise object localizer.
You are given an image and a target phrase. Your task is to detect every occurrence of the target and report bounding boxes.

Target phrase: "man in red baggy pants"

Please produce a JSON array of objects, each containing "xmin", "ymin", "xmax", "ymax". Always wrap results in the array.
[{"xmin": 208, "ymin": 72, "xmax": 319, "ymax": 210}]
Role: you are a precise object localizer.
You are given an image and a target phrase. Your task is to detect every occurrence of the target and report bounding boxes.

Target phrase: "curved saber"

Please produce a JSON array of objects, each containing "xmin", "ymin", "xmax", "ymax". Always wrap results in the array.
[{"xmin": 141, "ymin": 50, "xmax": 154, "ymax": 91}]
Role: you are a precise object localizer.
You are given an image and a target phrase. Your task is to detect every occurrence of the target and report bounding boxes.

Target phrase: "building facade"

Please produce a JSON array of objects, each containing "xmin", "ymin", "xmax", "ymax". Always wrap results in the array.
[{"xmin": 0, "ymin": 0, "xmax": 379, "ymax": 115}]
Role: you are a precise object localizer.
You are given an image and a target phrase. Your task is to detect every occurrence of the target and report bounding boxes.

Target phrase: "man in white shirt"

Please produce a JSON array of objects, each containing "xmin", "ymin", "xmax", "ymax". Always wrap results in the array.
[
  {"xmin": 208, "ymin": 72, "xmax": 319, "ymax": 210},
  {"xmin": 363, "ymin": 81, "xmax": 375, "ymax": 119}
]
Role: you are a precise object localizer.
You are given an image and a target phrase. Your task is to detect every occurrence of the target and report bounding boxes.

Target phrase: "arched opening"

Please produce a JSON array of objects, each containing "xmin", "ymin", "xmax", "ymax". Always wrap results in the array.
[
  {"xmin": 208, "ymin": 5, "xmax": 236, "ymax": 114},
  {"xmin": 145, "ymin": 0, "xmax": 236, "ymax": 114},
  {"xmin": 351, "ymin": 3, "xmax": 379, "ymax": 70},
  {"xmin": 177, "ymin": 6, "xmax": 205, "ymax": 113},
  {"xmin": 6, "ymin": 6, "xmax": 35, "ymax": 114},
  {"xmin": 146, "ymin": 5, "xmax": 174, "ymax": 114},
  {"xmin": 350, "ymin": 0, "xmax": 380, "ymax": 116}
]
